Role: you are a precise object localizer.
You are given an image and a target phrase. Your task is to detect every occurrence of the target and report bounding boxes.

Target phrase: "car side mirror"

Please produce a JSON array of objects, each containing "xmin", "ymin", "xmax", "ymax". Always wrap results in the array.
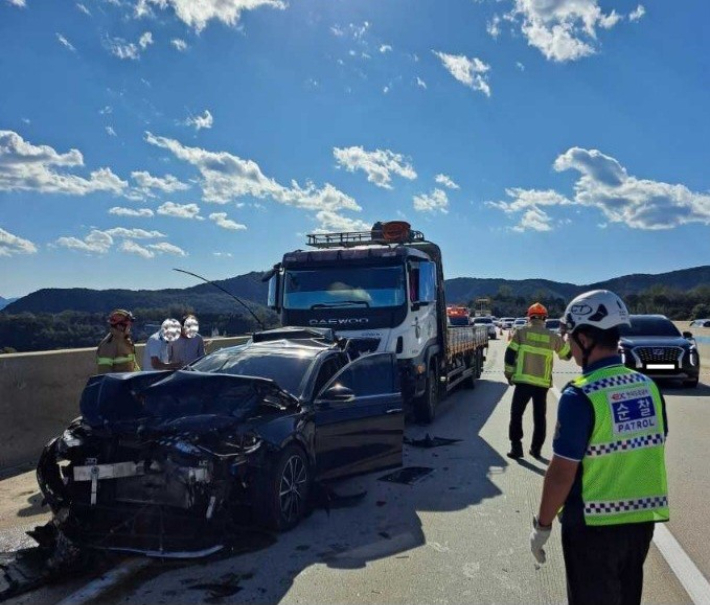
[
  {"xmin": 683, "ymin": 331, "xmax": 693, "ymax": 339},
  {"xmin": 320, "ymin": 384, "xmax": 355, "ymax": 402}
]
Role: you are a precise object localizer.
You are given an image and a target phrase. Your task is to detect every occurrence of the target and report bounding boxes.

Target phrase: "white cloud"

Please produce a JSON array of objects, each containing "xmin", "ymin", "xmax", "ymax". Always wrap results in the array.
[
  {"xmin": 184, "ymin": 109, "xmax": 214, "ymax": 131},
  {"xmin": 76, "ymin": 3, "xmax": 90, "ymax": 15},
  {"xmin": 131, "ymin": 171, "xmax": 190, "ymax": 194},
  {"xmin": 487, "ymin": 15, "xmax": 501, "ymax": 39},
  {"xmin": 106, "ymin": 126, "xmax": 117, "ymax": 137},
  {"xmin": 104, "ymin": 227, "xmax": 165, "ymax": 239},
  {"xmin": 333, "ymin": 146, "xmax": 417, "ymax": 189},
  {"xmin": 413, "ymin": 188, "xmax": 449, "ymax": 213},
  {"xmin": 504, "ymin": 0, "xmax": 625, "ymax": 63},
  {"xmin": 171, "ymin": 38, "xmax": 188, "ymax": 51},
  {"xmin": 209, "ymin": 212, "xmax": 246, "ymax": 230},
  {"xmin": 516, "ymin": 62, "xmax": 526, "ymax": 71},
  {"xmin": 435, "ymin": 174, "xmax": 460, "ymax": 190},
  {"xmin": 147, "ymin": 242, "xmax": 187, "ymax": 256},
  {"xmin": 0, "ymin": 130, "xmax": 127, "ymax": 196},
  {"xmin": 0, "ymin": 227, "xmax": 37, "ymax": 257},
  {"xmin": 135, "ymin": 0, "xmax": 286, "ymax": 33},
  {"xmin": 488, "ymin": 148, "xmax": 710, "ymax": 231},
  {"xmin": 416, "ymin": 77, "xmax": 427, "ymax": 89},
  {"xmin": 383, "ymin": 85, "xmax": 389, "ymax": 94},
  {"xmin": 109, "ymin": 206, "xmax": 155, "ymax": 217},
  {"xmin": 99, "ymin": 105, "xmax": 113, "ymax": 115},
  {"xmin": 106, "ymin": 37, "xmax": 140, "ymax": 60},
  {"xmin": 139, "ymin": 31, "xmax": 153, "ymax": 50},
  {"xmin": 157, "ymin": 201, "xmax": 203, "ymax": 220},
  {"xmin": 145, "ymin": 132, "xmax": 361, "ymax": 212},
  {"xmin": 380, "ymin": 44, "xmax": 392, "ymax": 53},
  {"xmin": 21, "ymin": 118, "xmax": 30, "ymax": 124},
  {"xmin": 629, "ymin": 5, "xmax": 646, "ymax": 22},
  {"xmin": 213, "ymin": 251, "xmax": 233, "ymax": 257},
  {"xmin": 120, "ymin": 239, "xmax": 154, "ymax": 258},
  {"xmin": 433, "ymin": 51, "xmax": 491, "ymax": 97},
  {"xmin": 6, "ymin": 0, "xmax": 26, "ymax": 7},
  {"xmin": 313, "ymin": 210, "xmax": 370, "ymax": 232},
  {"xmin": 56, "ymin": 33, "xmax": 76, "ymax": 52},
  {"xmin": 57, "ymin": 229, "xmax": 114, "ymax": 254}
]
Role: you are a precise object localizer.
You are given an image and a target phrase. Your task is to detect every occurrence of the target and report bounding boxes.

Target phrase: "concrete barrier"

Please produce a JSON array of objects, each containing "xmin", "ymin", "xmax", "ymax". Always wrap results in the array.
[{"xmin": 0, "ymin": 337, "xmax": 249, "ymax": 472}]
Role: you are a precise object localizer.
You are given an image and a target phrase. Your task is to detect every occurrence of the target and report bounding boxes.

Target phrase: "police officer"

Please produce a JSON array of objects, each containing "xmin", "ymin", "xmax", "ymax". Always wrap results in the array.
[
  {"xmin": 530, "ymin": 290, "xmax": 669, "ymax": 605},
  {"xmin": 96, "ymin": 309, "xmax": 140, "ymax": 373},
  {"xmin": 505, "ymin": 302, "xmax": 571, "ymax": 459}
]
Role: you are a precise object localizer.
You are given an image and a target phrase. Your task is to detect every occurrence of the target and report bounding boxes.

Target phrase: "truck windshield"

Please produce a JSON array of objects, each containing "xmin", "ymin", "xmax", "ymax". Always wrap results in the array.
[{"xmin": 283, "ymin": 266, "xmax": 406, "ymax": 310}]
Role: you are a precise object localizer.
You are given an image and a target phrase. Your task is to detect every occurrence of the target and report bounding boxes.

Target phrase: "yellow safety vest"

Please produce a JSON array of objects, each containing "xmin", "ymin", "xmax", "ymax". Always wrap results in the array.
[{"xmin": 504, "ymin": 321, "xmax": 570, "ymax": 388}]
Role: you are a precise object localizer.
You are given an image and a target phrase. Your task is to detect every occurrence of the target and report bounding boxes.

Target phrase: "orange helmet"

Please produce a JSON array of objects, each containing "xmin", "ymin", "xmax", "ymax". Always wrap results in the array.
[
  {"xmin": 108, "ymin": 309, "xmax": 135, "ymax": 326},
  {"xmin": 527, "ymin": 303, "xmax": 548, "ymax": 319}
]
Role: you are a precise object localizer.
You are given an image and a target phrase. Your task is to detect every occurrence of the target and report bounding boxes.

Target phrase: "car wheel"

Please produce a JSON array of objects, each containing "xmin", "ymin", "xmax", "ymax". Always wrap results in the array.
[
  {"xmin": 414, "ymin": 368, "xmax": 438, "ymax": 424},
  {"xmin": 683, "ymin": 377, "xmax": 699, "ymax": 388},
  {"xmin": 463, "ymin": 354, "xmax": 477, "ymax": 389},
  {"xmin": 255, "ymin": 444, "xmax": 311, "ymax": 532}
]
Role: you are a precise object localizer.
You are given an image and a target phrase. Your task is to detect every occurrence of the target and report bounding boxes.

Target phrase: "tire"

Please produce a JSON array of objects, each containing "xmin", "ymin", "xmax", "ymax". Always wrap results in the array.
[
  {"xmin": 683, "ymin": 377, "xmax": 699, "ymax": 388},
  {"xmin": 477, "ymin": 349, "xmax": 484, "ymax": 378},
  {"xmin": 254, "ymin": 444, "xmax": 311, "ymax": 532},
  {"xmin": 463, "ymin": 354, "xmax": 477, "ymax": 389},
  {"xmin": 414, "ymin": 368, "xmax": 438, "ymax": 424}
]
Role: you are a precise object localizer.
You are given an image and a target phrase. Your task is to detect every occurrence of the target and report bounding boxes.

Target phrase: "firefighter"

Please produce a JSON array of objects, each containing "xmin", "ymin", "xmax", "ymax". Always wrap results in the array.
[
  {"xmin": 96, "ymin": 309, "xmax": 140, "ymax": 374},
  {"xmin": 504, "ymin": 302, "xmax": 571, "ymax": 459},
  {"xmin": 530, "ymin": 290, "xmax": 669, "ymax": 605}
]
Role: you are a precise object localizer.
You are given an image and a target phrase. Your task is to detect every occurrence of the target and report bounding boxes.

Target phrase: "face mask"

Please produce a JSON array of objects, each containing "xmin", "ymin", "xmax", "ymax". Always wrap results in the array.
[
  {"xmin": 183, "ymin": 318, "xmax": 200, "ymax": 338},
  {"xmin": 161, "ymin": 319, "xmax": 181, "ymax": 342}
]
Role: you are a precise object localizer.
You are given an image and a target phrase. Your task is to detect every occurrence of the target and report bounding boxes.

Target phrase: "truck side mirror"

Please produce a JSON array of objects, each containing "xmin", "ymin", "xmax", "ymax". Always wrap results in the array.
[
  {"xmin": 267, "ymin": 272, "xmax": 281, "ymax": 311},
  {"xmin": 417, "ymin": 261, "xmax": 437, "ymax": 304}
]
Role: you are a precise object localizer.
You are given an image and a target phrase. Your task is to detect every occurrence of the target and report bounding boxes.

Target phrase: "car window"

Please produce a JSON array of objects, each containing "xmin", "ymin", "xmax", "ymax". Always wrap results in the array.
[
  {"xmin": 473, "ymin": 318, "xmax": 492, "ymax": 324},
  {"xmin": 618, "ymin": 317, "xmax": 681, "ymax": 337},
  {"xmin": 323, "ymin": 353, "xmax": 396, "ymax": 398},
  {"xmin": 312, "ymin": 355, "xmax": 348, "ymax": 397}
]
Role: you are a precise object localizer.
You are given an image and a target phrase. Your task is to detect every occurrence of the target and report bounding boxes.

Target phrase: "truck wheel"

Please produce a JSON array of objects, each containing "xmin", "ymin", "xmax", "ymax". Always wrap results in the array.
[
  {"xmin": 463, "ymin": 354, "xmax": 477, "ymax": 389},
  {"xmin": 414, "ymin": 368, "xmax": 438, "ymax": 424},
  {"xmin": 476, "ymin": 349, "xmax": 484, "ymax": 378}
]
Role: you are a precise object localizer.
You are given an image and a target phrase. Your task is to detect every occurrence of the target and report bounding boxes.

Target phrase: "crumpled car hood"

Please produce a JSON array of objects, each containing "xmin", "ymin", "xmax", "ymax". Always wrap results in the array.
[{"xmin": 80, "ymin": 370, "xmax": 296, "ymax": 432}]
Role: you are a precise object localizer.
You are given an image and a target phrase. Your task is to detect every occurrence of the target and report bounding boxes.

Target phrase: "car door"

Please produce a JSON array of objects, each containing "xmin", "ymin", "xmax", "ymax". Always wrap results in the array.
[{"xmin": 313, "ymin": 352, "xmax": 403, "ymax": 481}]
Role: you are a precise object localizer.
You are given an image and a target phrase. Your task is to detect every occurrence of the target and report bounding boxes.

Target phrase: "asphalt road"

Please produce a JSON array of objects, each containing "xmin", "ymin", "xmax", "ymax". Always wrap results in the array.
[{"xmin": 1, "ymin": 338, "xmax": 708, "ymax": 604}]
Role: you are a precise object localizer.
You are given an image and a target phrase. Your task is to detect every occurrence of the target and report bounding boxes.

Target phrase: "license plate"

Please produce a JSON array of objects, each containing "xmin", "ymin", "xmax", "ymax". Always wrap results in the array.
[{"xmin": 645, "ymin": 364, "xmax": 675, "ymax": 370}]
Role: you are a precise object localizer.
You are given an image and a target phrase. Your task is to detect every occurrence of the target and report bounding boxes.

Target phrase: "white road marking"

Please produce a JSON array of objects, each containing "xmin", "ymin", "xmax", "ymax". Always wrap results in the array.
[{"xmin": 550, "ymin": 382, "xmax": 710, "ymax": 605}]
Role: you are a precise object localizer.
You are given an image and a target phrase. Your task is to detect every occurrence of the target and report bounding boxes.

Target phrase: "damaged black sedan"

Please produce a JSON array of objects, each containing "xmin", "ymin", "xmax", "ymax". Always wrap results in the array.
[{"xmin": 36, "ymin": 328, "xmax": 404, "ymax": 557}]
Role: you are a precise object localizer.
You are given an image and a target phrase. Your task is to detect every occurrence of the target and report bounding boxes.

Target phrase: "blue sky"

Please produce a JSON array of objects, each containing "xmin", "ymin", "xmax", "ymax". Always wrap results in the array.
[{"xmin": 2, "ymin": 0, "xmax": 710, "ymax": 298}]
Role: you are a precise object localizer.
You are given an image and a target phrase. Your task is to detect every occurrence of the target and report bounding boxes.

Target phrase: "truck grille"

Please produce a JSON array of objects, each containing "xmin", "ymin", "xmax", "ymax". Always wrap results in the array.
[{"xmin": 635, "ymin": 347, "xmax": 682, "ymax": 364}]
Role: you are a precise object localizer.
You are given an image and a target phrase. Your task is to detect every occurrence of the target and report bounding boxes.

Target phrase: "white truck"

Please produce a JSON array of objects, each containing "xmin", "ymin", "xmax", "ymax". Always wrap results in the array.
[{"xmin": 264, "ymin": 221, "xmax": 488, "ymax": 423}]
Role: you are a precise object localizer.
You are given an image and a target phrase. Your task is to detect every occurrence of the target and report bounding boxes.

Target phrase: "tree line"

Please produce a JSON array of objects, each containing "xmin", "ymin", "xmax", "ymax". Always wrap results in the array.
[{"xmin": 469, "ymin": 284, "xmax": 710, "ymax": 322}]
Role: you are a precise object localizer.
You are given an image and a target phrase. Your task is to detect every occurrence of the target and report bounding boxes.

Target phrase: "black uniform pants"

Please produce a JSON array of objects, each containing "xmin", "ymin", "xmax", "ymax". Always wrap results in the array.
[
  {"xmin": 562, "ymin": 522, "xmax": 655, "ymax": 605},
  {"xmin": 508, "ymin": 383, "xmax": 548, "ymax": 450}
]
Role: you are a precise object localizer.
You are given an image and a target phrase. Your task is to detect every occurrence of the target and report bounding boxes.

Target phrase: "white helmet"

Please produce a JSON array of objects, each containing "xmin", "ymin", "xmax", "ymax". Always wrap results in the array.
[{"xmin": 563, "ymin": 290, "xmax": 631, "ymax": 333}]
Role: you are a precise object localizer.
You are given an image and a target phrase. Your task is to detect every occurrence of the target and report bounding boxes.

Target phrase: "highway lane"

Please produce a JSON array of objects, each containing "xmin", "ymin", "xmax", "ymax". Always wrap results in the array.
[{"xmin": 0, "ymin": 338, "xmax": 706, "ymax": 604}]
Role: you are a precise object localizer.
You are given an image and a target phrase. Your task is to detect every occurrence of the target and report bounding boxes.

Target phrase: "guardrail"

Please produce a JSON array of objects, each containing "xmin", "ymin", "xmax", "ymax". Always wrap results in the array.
[{"xmin": 0, "ymin": 337, "xmax": 250, "ymax": 472}]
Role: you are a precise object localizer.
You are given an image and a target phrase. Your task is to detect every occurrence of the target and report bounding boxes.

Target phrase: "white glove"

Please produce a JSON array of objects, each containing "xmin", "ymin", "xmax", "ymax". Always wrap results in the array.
[{"xmin": 530, "ymin": 516, "xmax": 552, "ymax": 564}]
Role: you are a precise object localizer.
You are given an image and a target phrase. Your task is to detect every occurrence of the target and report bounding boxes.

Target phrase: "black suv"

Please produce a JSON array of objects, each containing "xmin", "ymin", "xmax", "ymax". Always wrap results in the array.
[{"xmin": 618, "ymin": 315, "xmax": 700, "ymax": 388}]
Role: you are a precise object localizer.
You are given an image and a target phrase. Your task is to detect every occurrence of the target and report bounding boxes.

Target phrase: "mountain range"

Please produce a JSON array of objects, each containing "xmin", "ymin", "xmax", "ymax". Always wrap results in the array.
[
  {"xmin": 3, "ymin": 265, "xmax": 710, "ymax": 316},
  {"xmin": 0, "ymin": 297, "xmax": 18, "ymax": 311}
]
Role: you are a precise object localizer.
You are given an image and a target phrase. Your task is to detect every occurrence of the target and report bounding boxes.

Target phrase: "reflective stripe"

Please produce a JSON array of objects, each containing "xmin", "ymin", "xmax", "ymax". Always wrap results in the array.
[
  {"xmin": 112, "ymin": 355, "xmax": 135, "ymax": 364},
  {"xmin": 97, "ymin": 357, "xmax": 114, "ymax": 366},
  {"xmin": 579, "ymin": 370, "xmax": 648, "ymax": 394},
  {"xmin": 586, "ymin": 433, "xmax": 665, "ymax": 457},
  {"xmin": 508, "ymin": 341, "xmax": 520, "ymax": 351},
  {"xmin": 585, "ymin": 495, "xmax": 668, "ymax": 516},
  {"xmin": 526, "ymin": 332, "xmax": 551, "ymax": 344}
]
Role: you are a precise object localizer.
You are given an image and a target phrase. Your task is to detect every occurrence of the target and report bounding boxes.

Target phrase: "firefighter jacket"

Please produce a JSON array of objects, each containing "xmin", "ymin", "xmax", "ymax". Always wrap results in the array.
[
  {"xmin": 96, "ymin": 332, "xmax": 139, "ymax": 373},
  {"xmin": 571, "ymin": 364, "xmax": 669, "ymax": 525},
  {"xmin": 504, "ymin": 319, "xmax": 570, "ymax": 388}
]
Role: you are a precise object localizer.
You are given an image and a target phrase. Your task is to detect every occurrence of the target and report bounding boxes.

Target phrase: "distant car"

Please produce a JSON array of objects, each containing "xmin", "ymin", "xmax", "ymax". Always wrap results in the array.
[
  {"xmin": 618, "ymin": 315, "xmax": 700, "ymax": 388},
  {"xmin": 512, "ymin": 318, "xmax": 527, "ymax": 329},
  {"xmin": 544, "ymin": 318, "xmax": 562, "ymax": 334},
  {"xmin": 690, "ymin": 319, "xmax": 710, "ymax": 328},
  {"xmin": 501, "ymin": 318, "xmax": 515, "ymax": 329},
  {"xmin": 36, "ymin": 328, "xmax": 404, "ymax": 557},
  {"xmin": 472, "ymin": 317, "xmax": 497, "ymax": 339}
]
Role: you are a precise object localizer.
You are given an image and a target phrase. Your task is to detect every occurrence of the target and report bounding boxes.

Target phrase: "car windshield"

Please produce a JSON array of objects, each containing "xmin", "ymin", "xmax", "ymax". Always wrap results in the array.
[
  {"xmin": 473, "ymin": 318, "xmax": 492, "ymax": 324},
  {"xmin": 191, "ymin": 346, "xmax": 316, "ymax": 396},
  {"xmin": 283, "ymin": 266, "xmax": 406, "ymax": 310},
  {"xmin": 619, "ymin": 317, "xmax": 681, "ymax": 338},
  {"xmin": 545, "ymin": 319, "xmax": 560, "ymax": 328}
]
